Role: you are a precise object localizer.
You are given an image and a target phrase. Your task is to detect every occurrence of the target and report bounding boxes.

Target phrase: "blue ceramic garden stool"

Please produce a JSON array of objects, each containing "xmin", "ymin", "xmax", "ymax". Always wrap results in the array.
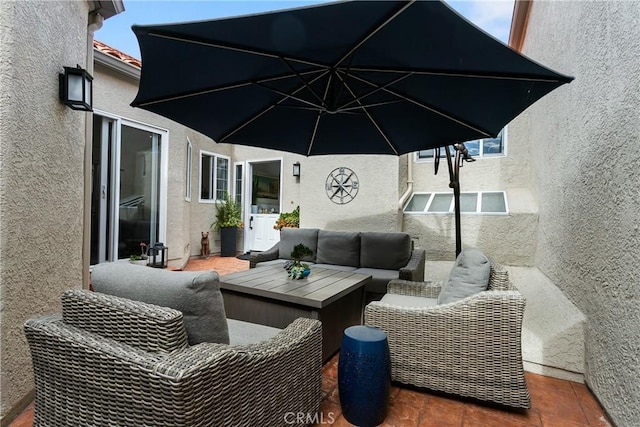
[{"xmin": 338, "ymin": 325, "xmax": 391, "ymax": 427}]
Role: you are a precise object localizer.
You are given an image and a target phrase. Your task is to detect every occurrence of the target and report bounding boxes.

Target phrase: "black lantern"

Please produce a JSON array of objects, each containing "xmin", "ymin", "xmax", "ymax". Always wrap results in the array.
[
  {"xmin": 293, "ymin": 162, "xmax": 301, "ymax": 177},
  {"xmin": 59, "ymin": 65, "xmax": 93, "ymax": 111},
  {"xmin": 149, "ymin": 242, "xmax": 168, "ymax": 268}
]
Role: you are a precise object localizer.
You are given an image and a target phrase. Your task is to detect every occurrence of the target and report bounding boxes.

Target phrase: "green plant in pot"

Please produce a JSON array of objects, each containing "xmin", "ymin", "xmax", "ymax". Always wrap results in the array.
[
  {"xmin": 274, "ymin": 206, "xmax": 300, "ymax": 230},
  {"xmin": 211, "ymin": 193, "xmax": 242, "ymax": 257},
  {"xmin": 286, "ymin": 243, "xmax": 313, "ymax": 279}
]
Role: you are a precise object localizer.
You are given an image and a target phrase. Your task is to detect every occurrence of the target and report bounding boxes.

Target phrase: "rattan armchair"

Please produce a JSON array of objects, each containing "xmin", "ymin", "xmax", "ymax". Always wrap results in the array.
[
  {"xmin": 364, "ymin": 259, "xmax": 531, "ymax": 408},
  {"xmin": 25, "ymin": 290, "xmax": 323, "ymax": 426}
]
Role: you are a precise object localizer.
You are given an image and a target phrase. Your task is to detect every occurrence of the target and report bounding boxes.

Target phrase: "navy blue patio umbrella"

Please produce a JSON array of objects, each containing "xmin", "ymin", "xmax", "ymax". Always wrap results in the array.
[{"xmin": 131, "ymin": 0, "xmax": 573, "ymax": 255}]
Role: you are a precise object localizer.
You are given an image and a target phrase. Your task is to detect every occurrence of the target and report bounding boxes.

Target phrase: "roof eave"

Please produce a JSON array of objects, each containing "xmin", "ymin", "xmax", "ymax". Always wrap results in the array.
[
  {"xmin": 94, "ymin": 48, "xmax": 141, "ymax": 80},
  {"xmin": 91, "ymin": 1, "xmax": 125, "ymax": 20}
]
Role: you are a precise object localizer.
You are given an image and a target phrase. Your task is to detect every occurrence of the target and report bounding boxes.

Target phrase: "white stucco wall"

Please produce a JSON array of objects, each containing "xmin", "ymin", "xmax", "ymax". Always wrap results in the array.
[
  {"xmin": 513, "ymin": 1, "xmax": 640, "ymax": 425},
  {"xmin": 0, "ymin": 0, "xmax": 92, "ymax": 419}
]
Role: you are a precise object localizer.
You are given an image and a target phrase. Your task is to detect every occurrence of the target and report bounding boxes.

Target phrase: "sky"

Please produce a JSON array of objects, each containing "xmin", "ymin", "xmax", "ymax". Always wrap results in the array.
[{"xmin": 96, "ymin": 0, "xmax": 515, "ymax": 59}]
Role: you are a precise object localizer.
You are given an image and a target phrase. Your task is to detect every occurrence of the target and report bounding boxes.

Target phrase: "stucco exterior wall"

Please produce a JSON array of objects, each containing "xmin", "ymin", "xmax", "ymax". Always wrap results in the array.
[
  {"xmin": 299, "ymin": 155, "xmax": 401, "ymax": 232},
  {"xmin": 513, "ymin": 1, "xmax": 640, "ymax": 425},
  {"xmin": 0, "ymin": 0, "xmax": 92, "ymax": 419},
  {"xmin": 403, "ymin": 125, "xmax": 537, "ymax": 262}
]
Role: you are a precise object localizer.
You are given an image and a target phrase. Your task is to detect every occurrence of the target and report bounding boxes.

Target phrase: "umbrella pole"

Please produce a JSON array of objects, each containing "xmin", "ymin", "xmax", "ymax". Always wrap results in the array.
[{"xmin": 444, "ymin": 147, "xmax": 462, "ymax": 257}]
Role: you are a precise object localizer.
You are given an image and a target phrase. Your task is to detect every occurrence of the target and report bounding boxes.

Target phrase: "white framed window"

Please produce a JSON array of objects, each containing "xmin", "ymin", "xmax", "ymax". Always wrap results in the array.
[
  {"xmin": 199, "ymin": 150, "xmax": 230, "ymax": 202},
  {"xmin": 185, "ymin": 138, "xmax": 192, "ymax": 201},
  {"xmin": 233, "ymin": 161, "xmax": 244, "ymax": 208},
  {"xmin": 415, "ymin": 128, "xmax": 506, "ymax": 161},
  {"xmin": 404, "ymin": 191, "xmax": 508, "ymax": 214}
]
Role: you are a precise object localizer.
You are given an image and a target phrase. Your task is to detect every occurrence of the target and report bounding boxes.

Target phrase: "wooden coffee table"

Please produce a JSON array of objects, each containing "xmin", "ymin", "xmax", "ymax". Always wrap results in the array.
[{"xmin": 220, "ymin": 264, "xmax": 371, "ymax": 361}]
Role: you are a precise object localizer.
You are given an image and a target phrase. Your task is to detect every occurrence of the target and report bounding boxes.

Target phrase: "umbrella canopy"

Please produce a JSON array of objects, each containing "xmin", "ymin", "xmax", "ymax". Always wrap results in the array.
[
  {"xmin": 131, "ymin": 0, "xmax": 573, "ymax": 256},
  {"xmin": 130, "ymin": 0, "xmax": 573, "ymax": 156}
]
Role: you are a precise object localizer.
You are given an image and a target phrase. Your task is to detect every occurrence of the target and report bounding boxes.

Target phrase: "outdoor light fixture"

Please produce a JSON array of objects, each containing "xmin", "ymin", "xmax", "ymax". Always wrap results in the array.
[
  {"xmin": 293, "ymin": 162, "xmax": 301, "ymax": 177},
  {"xmin": 59, "ymin": 65, "xmax": 93, "ymax": 111},
  {"xmin": 149, "ymin": 242, "xmax": 168, "ymax": 268}
]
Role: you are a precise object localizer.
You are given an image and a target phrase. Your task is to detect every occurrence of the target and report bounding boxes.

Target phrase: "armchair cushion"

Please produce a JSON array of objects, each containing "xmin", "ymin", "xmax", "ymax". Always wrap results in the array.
[
  {"xmin": 91, "ymin": 263, "xmax": 229, "ymax": 345},
  {"xmin": 438, "ymin": 248, "xmax": 490, "ymax": 305},
  {"xmin": 227, "ymin": 319, "xmax": 282, "ymax": 346},
  {"xmin": 278, "ymin": 228, "xmax": 319, "ymax": 262},
  {"xmin": 360, "ymin": 232, "xmax": 411, "ymax": 270},
  {"xmin": 316, "ymin": 230, "xmax": 360, "ymax": 267}
]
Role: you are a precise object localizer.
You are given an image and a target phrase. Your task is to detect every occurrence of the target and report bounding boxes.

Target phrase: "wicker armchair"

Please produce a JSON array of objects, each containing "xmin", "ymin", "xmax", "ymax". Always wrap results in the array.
[
  {"xmin": 25, "ymin": 290, "xmax": 323, "ymax": 426},
  {"xmin": 364, "ymin": 258, "xmax": 531, "ymax": 408}
]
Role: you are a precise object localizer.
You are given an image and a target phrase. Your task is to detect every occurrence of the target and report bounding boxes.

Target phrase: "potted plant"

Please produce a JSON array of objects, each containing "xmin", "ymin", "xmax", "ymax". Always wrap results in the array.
[
  {"xmin": 274, "ymin": 206, "xmax": 300, "ymax": 230},
  {"xmin": 129, "ymin": 242, "xmax": 149, "ymax": 265},
  {"xmin": 211, "ymin": 193, "xmax": 243, "ymax": 257},
  {"xmin": 285, "ymin": 243, "xmax": 313, "ymax": 279}
]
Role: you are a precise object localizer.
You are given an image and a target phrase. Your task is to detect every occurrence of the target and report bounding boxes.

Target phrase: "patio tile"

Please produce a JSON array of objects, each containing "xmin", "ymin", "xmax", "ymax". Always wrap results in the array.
[
  {"xmin": 571, "ymin": 382, "xmax": 613, "ymax": 426},
  {"xmin": 419, "ymin": 396, "xmax": 466, "ymax": 427}
]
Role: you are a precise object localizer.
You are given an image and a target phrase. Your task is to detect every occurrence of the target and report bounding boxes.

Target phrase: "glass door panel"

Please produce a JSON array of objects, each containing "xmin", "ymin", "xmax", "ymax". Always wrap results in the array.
[{"xmin": 117, "ymin": 125, "xmax": 161, "ymax": 259}]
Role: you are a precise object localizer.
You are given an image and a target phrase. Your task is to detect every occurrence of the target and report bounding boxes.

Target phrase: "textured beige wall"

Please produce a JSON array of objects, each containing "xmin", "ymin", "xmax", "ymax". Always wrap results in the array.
[
  {"xmin": 515, "ymin": 1, "xmax": 640, "ymax": 425},
  {"xmin": 299, "ymin": 155, "xmax": 401, "ymax": 232},
  {"xmin": 403, "ymin": 126, "xmax": 537, "ymax": 262},
  {"xmin": 0, "ymin": 0, "xmax": 92, "ymax": 419}
]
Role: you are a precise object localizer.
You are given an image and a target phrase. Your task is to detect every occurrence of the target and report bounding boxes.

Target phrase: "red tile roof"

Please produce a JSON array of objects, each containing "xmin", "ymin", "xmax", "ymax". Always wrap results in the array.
[{"xmin": 93, "ymin": 39, "xmax": 141, "ymax": 68}]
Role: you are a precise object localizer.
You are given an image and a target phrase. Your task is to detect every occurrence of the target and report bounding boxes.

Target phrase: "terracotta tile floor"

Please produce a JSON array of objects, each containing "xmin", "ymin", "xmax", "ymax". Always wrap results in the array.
[{"xmin": 10, "ymin": 255, "xmax": 612, "ymax": 427}]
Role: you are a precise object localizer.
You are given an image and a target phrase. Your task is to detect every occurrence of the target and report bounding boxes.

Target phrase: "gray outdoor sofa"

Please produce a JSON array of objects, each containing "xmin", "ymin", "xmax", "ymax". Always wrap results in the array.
[
  {"xmin": 25, "ymin": 264, "xmax": 323, "ymax": 426},
  {"xmin": 364, "ymin": 248, "xmax": 531, "ymax": 408},
  {"xmin": 250, "ymin": 228, "xmax": 426, "ymax": 299}
]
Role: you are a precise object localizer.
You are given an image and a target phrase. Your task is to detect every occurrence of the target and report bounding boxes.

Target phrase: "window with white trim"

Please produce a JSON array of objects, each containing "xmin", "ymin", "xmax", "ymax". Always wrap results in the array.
[
  {"xmin": 185, "ymin": 138, "xmax": 192, "ymax": 201},
  {"xmin": 234, "ymin": 162, "xmax": 243, "ymax": 208},
  {"xmin": 404, "ymin": 191, "xmax": 508, "ymax": 214},
  {"xmin": 416, "ymin": 128, "xmax": 506, "ymax": 161},
  {"xmin": 199, "ymin": 150, "xmax": 230, "ymax": 202}
]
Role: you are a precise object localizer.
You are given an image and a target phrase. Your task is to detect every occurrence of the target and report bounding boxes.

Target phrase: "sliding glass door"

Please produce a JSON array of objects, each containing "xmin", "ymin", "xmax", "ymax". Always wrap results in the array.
[{"xmin": 91, "ymin": 114, "xmax": 167, "ymax": 264}]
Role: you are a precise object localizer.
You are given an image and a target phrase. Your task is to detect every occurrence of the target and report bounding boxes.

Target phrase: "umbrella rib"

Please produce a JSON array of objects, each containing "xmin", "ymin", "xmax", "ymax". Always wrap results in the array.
[
  {"xmin": 334, "ymin": 70, "xmax": 413, "ymax": 111},
  {"xmin": 346, "ymin": 72, "xmax": 493, "ymax": 137},
  {"xmin": 338, "ymin": 77, "xmax": 399, "ymax": 155},
  {"xmin": 334, "ymin": 0, "xmax": 415, "ymax": 68},
  {"xmin": 220, "ymin": 70, "xmax": 330, "ymax": 142},
  {"xmin": 147, "ymin": 31, "xmax": 331, "ymax": 70},
  {"xmin": 279, "ymin": 57, "xmax": 328, "ymax": 108},
  {"xmin": 306, "ymin": 75, "xmax": 334, "ymax": 156},
  {"xmin": 342, "ymin": 66, "xmax": 569, "ymax": 83},
  {"xmin": 134, "ymin": 69, "xmax": 325, "ymax": 107}
]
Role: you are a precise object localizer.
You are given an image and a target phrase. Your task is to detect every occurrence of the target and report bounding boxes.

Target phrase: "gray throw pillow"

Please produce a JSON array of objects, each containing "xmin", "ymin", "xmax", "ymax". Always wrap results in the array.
[
  {"xmin": 278, "ymin": 228, "xmax": 319, "ymax": 262},
  {"xmin": 91, "ymin": 263, "xmax": 229, "ymax": 345},
  {"xmin": 438, "ymin": 248, "xmax": 490, "ymax": 305},
  {"xmin": 316, "ymin": 230, "xmax": 361, "ymax": 267},
  {"xmin": 360, "ymin": 232, "xmax": 411, "ymax": 269}
]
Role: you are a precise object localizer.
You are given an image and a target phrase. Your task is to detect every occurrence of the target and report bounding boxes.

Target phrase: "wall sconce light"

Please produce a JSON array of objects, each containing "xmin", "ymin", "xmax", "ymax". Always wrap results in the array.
[
  {"xmin": 293, "ymin": 162, "xmax": 301, "ymax": 177},
  {"xmin": 59, "ymin": 65, "xmax": 93, "ymax": 111}
]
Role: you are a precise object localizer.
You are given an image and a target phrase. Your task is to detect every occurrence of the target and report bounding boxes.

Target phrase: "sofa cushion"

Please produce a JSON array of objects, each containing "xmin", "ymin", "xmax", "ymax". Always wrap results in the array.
[
  {"xmin": 355, "ymin": 267, "xmax": 399, "ymax": 294},
  {"xmin": 316, "ymin": 230, "xmax": 361, "ymax": 267},
  {"xmin": 314, "ymin": 263, "xmax": 357, "ymax": 272},
  {"xmin": 91, "ymin": 263, "xmax": 230, "ymax": 345},
  {"xmin": 360, "ymin": 232, "xmax": 411, "ymax": 270},
  {"xmin": 278, "ymin": 228, "xmax": 319, "ymax": 262},
  {"xmin": 437, "ymin": 248, "xmax": 490, "ymax": 305}
]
